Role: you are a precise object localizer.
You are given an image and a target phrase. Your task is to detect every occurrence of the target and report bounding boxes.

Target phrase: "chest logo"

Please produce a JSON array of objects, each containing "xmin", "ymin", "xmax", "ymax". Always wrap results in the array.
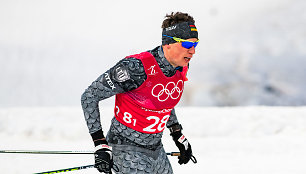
[
  {"xmin": 151, "ymin": 80, "xmax": 183, "ymax": 102},
  {"xmin": 148, "ymin": 65, "xmax": 158, "ymax": 76}
]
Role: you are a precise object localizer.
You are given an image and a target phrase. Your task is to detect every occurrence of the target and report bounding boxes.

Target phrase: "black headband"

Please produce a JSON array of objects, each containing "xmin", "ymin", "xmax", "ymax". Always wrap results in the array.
[{"xmin": 162, "ymin": 21, "xmax": 198, "ymax": 45}]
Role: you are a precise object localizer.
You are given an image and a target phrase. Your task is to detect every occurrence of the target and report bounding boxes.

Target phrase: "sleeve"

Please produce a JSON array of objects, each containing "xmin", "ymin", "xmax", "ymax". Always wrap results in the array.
[
  {"xmin": 81, "ymin": 58, "xmax": 147, "ymax": 143},
  {"xmin": 166, "ymin": 108, "xmax": 180, "ymax": 128}
]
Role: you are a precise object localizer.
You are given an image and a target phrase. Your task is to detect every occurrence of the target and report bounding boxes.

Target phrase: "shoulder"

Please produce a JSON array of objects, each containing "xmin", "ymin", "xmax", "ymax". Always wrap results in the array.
[
  {"xmin": 110, "ymin": 56, "xmax": 147, "ymax": 85},
  {"xmin": 117, "ymin": 57, "xmax": 145, "ymax": 75},
  {"xmin": 109, "ymin": 56, "xmax": 147, "ymax": 91}
]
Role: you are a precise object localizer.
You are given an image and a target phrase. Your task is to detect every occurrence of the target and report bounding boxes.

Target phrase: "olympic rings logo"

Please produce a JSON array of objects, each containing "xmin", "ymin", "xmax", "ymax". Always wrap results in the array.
[{"xmin": 151, "ymin": 80, "xmax": 184, "ymax": 102}]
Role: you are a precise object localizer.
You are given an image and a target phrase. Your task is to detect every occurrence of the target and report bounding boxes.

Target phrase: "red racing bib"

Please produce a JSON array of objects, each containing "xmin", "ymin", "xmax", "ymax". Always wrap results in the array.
[{"xmin": 114, "ymin": 52, "xmax": 188, "ymax": 134}]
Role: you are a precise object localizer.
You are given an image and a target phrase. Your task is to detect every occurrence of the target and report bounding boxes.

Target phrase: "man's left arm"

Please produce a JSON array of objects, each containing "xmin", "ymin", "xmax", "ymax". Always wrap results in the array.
[{"xmin": 167, "ymin": 108, "xmax": 194, "ymax": 165}]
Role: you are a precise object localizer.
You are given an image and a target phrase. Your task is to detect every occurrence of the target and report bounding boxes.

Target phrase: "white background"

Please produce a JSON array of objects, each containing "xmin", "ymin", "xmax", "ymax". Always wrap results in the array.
[{"xmin": 1, "ymin": 0, "xmax": 306, "ymax": 107}]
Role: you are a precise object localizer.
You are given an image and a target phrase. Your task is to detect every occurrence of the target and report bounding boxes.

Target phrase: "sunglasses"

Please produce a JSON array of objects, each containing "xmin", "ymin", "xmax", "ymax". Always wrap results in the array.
[{"xmin": 163, "ymin": 35, "xmax": 199, "ymax": 49}]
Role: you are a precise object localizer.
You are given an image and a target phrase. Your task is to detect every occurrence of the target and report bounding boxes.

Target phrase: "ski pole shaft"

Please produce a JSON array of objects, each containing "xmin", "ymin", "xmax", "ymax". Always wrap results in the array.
[
  {"xmin": 166, "ymin": 152, "xmax": 180, "ymax": 156},
  {"xmin": 31, "ymin": 152, "xmax": 194, "ymax": 174},
  {"xmin": 167, "ymin": 152, "xmax": 197, "ymax": 163},
  {"xmin": 0, "ymin": 150, "xmax": 93, "ymax": 154},
  {"xmin": 33, "ymin": 164, "xmax": 94, "ymax": 174},
  {"xmin": 0, "ymin": 150, "xmax": 180, "ymax": 156}
]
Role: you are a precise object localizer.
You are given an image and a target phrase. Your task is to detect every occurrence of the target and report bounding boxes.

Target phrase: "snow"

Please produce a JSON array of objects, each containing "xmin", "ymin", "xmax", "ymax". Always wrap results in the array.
[
  {"xmin": 1, "ymin": 106, "xmax": 306, "ymax": 173},
  {"xmin": 1, "ymin": 0, "xmax": 306, "ymax": 173}
]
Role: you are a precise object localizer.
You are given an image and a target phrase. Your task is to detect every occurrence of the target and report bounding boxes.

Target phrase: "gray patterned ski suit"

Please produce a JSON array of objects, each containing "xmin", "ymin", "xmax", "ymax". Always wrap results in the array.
[{"xmin": 81, "ymin": 46, "xmax": 184, "ymax": 174}]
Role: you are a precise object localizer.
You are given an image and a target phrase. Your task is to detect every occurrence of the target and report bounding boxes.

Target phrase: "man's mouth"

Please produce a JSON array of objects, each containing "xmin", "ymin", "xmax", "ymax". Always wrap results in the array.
[{"xmin": 184, "ymin": 57, "xmax": 191, "ymax": 61}]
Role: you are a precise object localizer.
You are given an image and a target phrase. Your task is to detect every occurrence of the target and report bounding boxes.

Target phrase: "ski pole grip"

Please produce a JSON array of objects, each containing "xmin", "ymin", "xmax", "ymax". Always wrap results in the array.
[{"xmin": 171, "ymin": 152, "xmax": 181, "ymax": 156}]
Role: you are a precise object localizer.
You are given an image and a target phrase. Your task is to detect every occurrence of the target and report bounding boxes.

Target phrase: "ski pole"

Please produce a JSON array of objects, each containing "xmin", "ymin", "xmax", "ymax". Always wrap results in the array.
[
  {"xmin": 33, "ymin": 164, "xmax": 94, "ymax": 174},
  {"xmin": 34, "ymin": 160, "xmax": 120, "ymax": 174},
  {"xmin": 33, "ymin": 154, "xmax": 195, "ymax": 174},
  {"xmin": 29, "ymin": 152, "xmax": 195, "ymax": 174},
  {"xmin": 168, "ymin": 152, "xmax": 197, "ymax": 163},
  {"xmin": 35, "ymin": 159, "xmax": 121, "ymax": 174},
  {"xmin": 0, "ymin": 150, "xmax": 180, "ymax": 156},
  {"xmin": 1, "ymin": 150, "xmax": 196, "ymax": 163},
  {"xmin": 167, "ymin": 152, "xmax": 180, "ymax": 156},
  {"xmin": 0, "ymin": 150, "xmax": 93, "ymax": 154}
]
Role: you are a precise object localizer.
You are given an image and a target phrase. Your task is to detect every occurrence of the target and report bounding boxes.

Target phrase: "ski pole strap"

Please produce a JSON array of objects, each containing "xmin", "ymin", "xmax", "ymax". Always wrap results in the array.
[{"xmin": 191, "ymin": 155, "xmax": 197, "ymax": 163}]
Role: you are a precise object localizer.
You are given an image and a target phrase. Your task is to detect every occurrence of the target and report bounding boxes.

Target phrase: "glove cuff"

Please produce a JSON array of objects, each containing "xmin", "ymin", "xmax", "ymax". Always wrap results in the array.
[
  {"xmin": 90, "ymin": 129, "xmax": 107, "ymax": 146},
  {"xmin": 169, "ymin": 124, "xmax": 183, "ymax": 134},
  {"xmin": 178, "ymin": 134, "xmax": 187, "ymax": 144},
  {"xmin": 170, "ymin": 129, "xmax": 183, "ymax": 140},
  {"xmin": 95, "ymin": 144, "xmax": 112, "ymax": 151}
]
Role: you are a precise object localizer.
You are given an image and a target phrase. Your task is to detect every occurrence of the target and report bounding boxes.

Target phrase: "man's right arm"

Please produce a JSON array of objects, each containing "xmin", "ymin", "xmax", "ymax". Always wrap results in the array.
[
  {"xmin": 81, "ymin": 57, "xmax": 147, "ymax": 145},
  {"xmin": 81, "ymin": 57, "xmax": 148, "ymax": 173}
]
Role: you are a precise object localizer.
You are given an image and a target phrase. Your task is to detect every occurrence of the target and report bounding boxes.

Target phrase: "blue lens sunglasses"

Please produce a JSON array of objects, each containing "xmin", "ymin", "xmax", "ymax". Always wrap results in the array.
[{"xmin": 163, "ymin": 35, "xmax": 199, "ymax": 49}]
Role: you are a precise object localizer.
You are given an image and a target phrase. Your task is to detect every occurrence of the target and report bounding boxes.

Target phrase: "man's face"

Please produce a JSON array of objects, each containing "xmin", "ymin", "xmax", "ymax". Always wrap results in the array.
[{"xmin": 163, "ymin": 38, "xmax": 197, "ymax": 67}]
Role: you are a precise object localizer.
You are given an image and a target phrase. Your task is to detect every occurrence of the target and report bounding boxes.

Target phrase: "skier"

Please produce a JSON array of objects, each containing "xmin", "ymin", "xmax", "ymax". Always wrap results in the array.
[{"xmin": 81, "ymin": 12, "xmax": 199, "ymax": 174}]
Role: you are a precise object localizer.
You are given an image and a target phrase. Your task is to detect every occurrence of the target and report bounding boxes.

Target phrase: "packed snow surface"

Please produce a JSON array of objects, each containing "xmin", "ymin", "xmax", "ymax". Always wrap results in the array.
[{"xmin": 1, "ymin": 106, "xmax": 306, "ymax": 173}]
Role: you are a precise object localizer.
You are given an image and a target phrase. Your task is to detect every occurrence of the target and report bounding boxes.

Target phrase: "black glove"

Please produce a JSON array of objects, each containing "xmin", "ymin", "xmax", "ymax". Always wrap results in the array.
[
  {"xmin": 171, "ymin": 130, "xmax": 193, "ymax": 165},
  {"xmin": 94, "ymin": 143, "xmax": 113, "ymax": 173}
]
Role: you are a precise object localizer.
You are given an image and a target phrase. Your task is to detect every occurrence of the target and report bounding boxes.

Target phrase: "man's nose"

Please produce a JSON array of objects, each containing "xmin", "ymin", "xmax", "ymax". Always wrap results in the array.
[{"xmin": 188, "ymin": 46, "xmax": 196, "ymax": 54}]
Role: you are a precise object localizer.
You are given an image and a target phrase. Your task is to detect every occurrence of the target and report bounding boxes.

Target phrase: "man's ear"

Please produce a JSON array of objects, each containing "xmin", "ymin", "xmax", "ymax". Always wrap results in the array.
[{"xmin": 164, "ymin": 44, "xmax": 171, "ymax": 49}]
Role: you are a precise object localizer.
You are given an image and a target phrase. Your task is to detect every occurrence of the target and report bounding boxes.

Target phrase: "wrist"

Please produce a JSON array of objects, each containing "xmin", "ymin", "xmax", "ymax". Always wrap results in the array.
[
  {"xmin": 94, "ymin": 138, "xmax": 108, "ymax": 146},
  {"xmin": 171, "ymin": 129, "xmax": 183, "ymax": 140},
  {"xmin": 90, "ymin": 129, "xmax": 107, "ymax": 146},
  {"xmin": 169, "ymin": 124, "xmax": 182, "ymax": 135}
]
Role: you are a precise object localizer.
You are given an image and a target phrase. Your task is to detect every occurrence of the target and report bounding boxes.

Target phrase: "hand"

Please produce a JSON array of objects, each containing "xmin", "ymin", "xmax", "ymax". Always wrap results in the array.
[
  {"xmin": 94, "ymin": 144, "xmax": 113, "ymax": 173},
  {"xmin": 171, "ymin": 131, "xmax": 193, "ymax": 165}
]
